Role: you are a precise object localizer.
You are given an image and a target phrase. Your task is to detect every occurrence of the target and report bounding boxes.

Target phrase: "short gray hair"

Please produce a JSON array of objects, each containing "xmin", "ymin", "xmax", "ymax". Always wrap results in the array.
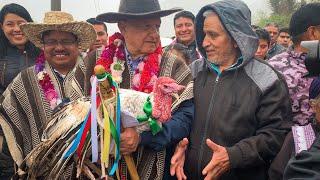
[{"xmin": 203, "ymin": 10, "xmax": 216, "ymax": 18}]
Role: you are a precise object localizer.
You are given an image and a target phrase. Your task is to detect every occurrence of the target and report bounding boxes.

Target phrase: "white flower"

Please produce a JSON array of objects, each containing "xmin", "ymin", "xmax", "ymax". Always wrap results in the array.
[
  {"xmin": 114, "ymin": 39, "xmax": 122, "ymax": 46},
  {"xmin": 37, "ymin": 71, "xmax": 45, "ymax": 80}
]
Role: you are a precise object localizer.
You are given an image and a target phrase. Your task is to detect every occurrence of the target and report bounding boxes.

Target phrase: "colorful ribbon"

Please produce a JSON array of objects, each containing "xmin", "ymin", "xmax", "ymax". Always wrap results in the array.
[
  {"xmin": 96, "ymin": 72, "xmax": 121, "ymax": 175},
  {"xmin": 91, "ymin": 77, "xmax": 99, "ymax": 162},
  {"xmin": 108, "ymin": 81, "xmax": 121, "ymax": 175},
  {"xmin": 63, "ymin": 111, "xmax": 90, "ymax": 158},
  {"xmin": 137, "ymin": 97, "xmax": 162, "ymax": 135}
]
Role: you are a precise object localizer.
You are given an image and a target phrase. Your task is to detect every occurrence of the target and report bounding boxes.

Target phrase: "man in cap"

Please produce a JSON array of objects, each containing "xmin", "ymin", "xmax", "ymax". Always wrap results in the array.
[
  {"xmin": 85, "ymin": 0, "xmax": 194, "ymax": 179},
  {"xmin": 0, "ymin": 11, "xmax": 96, "ymax": 178},
  {"xmin": 268, "ymin": 3, "xmax": 320, "ymax": 179},
  {"xmin": 170, "ymin": 0, "xmax": 292, "ymax": 179},
  {"xmin": 269, "ymin": 3, "xmax": 320, "ymax": 126}
]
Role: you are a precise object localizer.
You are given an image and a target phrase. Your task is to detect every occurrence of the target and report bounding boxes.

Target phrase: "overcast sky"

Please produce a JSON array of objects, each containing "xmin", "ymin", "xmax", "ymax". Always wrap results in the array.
[{"xmin": 1, "ymin": 0, "xmax": 271, "ymax": 37}]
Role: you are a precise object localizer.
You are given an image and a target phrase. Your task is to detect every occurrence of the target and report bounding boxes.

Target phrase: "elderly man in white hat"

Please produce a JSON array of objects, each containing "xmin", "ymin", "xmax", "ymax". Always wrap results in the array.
[
  {"xmin": 0, "ymin": 11, "xmax": 95, "ymax": 178},
  {"xmin": 84, "ymin": 0, "xmax": 194, "ymax": 179}
]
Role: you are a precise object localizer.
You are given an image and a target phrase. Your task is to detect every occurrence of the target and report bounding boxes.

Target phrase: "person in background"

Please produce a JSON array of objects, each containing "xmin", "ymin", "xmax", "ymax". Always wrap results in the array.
[
  {"xmin": 167, "ymin": 10, "xmax": 200, "ymax": 62},
  {"xmin": 0, "ymin": 3, "xmax": 40, "ymax": 179},
  {"xmin": 0, "ymin": 3, "xmax": 40, "ymax": 94},
  {"xmin": 265, "ymin": 23, "xmax": 286, "ymax": 59},
  {"xmin": 251, "ymin": 24, "xmax": 261, "ymax": 30},
  {"xmin": 277, "ymin": 27, "xmax": 291, "ymax": 48},
  {"xmin": 86, "ymin": 17, "xmax": 108, "ymax": 54},
  {"xmin": 269, "ymin": 2, "xmax": 320, "ymax": 126},
  {"xmin": 268, "ymin": 3, "xmax": 320, "ymax": 179},
  {"xmin": 168, "ymin": 42, "xmax": 192, "ymax": 65},
  {"xmin": 254, "ymin": 28, "xmax": 271, "ymax": 60}
]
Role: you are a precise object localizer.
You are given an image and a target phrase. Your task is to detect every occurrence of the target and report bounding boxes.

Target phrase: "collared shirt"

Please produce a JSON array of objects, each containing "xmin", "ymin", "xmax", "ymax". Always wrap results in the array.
[
  {"xmin": 125, "ymin": 47, "xmax": 145, "ymax": 73},
  {"xmin": 174, "ymin": 39, "xmax": 201, "ymax": 62},
  {"xmin": 267, "ymin": 43, "xmax": 286, "ymax": 59},
  {"xmin": 208, "ymin": 56, "xmax": 244, "ymax": 76},
  {"xmin": 269, "ymin": 50, "xmax": 314, "ymax": 125}
]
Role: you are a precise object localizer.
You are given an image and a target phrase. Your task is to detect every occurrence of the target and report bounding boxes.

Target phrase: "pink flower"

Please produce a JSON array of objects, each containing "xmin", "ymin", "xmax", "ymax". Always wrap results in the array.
[
  {"xmin": 50, "ymin": 98, "xmax": 57, "ymax": 109},
  {"xmin": 132, "ymin": 74, "xmax": 141, "ymax": 87},
  {"xmin": 148, "ymin": 75, "xmax": 158, "ymax": 86},
  {"xmin": 46, "ymin": 89, "xmax": 58, "ymax": 100},
  {"xmin": 116, "ymin": 49, "xmax": 125, "ymax": 60},
  {"xmin": 101, "ymin": 47, "xmax": 115, "ymax": 60},
  {"xmin": 137, "ymin": 62, "xmax": 145, "ymax": 72}
]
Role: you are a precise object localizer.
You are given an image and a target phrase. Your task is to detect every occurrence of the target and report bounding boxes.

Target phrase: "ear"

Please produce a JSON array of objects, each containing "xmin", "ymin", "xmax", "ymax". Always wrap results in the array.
[
  {"xmin": 232, "ymin": 40, "xmax": 238, "ymax": 48},
  {"xmin": 306, "ymin": 26, "xmax": 318, "ymax": 40},
  {"xmin": 117, "ymin": 21, "xmax": 126, "ymax": 34}
]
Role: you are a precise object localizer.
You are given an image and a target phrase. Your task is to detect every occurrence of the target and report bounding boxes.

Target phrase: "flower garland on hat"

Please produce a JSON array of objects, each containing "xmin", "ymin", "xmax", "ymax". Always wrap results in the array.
[
  {"xmin": 35, "ymin": 52, "xmax": 61, "ymax": 109},
  {"xmin": 96, "ymin": 32, "xmax": 161, "ymax": 93}
]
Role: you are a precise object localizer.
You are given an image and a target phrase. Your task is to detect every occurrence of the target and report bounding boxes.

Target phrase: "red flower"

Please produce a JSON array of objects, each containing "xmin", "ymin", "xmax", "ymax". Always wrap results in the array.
[
  {"xmin": 96, "ymin": 58, "xmax": 112, "ymax": 73},
  {"xmin": 108, "ymin": 32, "xmax": 124, "ymax": 44}
]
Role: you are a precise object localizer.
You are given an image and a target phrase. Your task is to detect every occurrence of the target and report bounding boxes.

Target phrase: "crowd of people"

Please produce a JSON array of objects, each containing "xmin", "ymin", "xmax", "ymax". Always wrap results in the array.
[{"xmin": 0, "ymin": 0, "xmax": 320, "ymax": 179}]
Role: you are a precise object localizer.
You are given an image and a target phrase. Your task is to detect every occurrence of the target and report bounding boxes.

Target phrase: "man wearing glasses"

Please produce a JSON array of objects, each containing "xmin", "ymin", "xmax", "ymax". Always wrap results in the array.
[{"xmin": 0, "ymin": 11, "xmax": 96, "ymax": 179}]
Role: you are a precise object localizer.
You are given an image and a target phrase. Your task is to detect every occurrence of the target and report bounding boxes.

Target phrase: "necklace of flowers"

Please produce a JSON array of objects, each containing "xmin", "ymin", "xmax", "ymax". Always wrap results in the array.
[
  {"xmin": 35, "ymin": 52, "xmax": 61, "ymax": 109},
  {"xmin": 96, "ymin": 32, "xmax": 162, "ymax": 93}
]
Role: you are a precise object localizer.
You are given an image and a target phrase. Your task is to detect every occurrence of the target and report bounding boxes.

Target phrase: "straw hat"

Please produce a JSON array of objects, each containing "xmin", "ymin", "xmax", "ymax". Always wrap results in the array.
[
  {"xmin": 96, "ymin": 0, "xmax": 182, "ymax": 23},
  {"xmin": 20, "ymin": 11, "xmax": 96, "ymax": 50}
]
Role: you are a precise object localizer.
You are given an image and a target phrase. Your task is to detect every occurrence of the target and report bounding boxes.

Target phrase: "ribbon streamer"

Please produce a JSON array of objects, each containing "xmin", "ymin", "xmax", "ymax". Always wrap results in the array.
[
  {"xmin": 63, "ymin": 111, "xmax": 90, "ymax": 158},
  {"xmin": 91, "ymin": 77, "xmax": 99, "ymax": 162}
]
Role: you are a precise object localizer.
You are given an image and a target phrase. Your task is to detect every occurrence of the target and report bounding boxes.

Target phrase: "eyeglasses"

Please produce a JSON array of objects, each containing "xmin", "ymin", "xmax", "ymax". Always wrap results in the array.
[
  {"xmin": 42, "ymin": 39, "xmax": 77, "ymax": 47},
  {"xmin": 131, "ymin": 24, "xmax": 160, "ymax": 34}
]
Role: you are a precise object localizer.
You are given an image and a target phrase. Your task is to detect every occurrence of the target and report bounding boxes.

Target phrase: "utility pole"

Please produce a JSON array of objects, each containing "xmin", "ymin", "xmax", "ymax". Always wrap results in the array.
[{"xmin": 51, "ymin": 0, "xmax": 61, "ymax": 11}]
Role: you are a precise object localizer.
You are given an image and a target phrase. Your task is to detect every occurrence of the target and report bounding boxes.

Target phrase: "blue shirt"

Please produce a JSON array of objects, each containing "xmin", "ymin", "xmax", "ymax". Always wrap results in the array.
[
  {"xmin": 125, "ymin": 47, "xmax": 144, "ymax": 73},
  {"xmin": 209, "ymin": 56, "xmax": 243, "ymax": 76}
]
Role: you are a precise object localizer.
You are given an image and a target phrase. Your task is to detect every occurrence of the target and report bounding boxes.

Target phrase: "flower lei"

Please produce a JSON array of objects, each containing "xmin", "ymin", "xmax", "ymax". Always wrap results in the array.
[
  {"xmin": 35, "ymin": 52, "xmax": 60, "ymax": 109},
  {"xmin": 96, "ymin": 32, "xmax": 161, "ymax": 93}
]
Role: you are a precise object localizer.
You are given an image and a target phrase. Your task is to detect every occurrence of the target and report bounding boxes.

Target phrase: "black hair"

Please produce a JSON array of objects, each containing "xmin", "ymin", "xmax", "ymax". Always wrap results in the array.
[
  {"xmin": 173, "ymin": 11, "xmax": 195, "ymax": 26},
  {"xmin": 86, "ymin": 18, "xmax": 107, "ymax": 32},
  {"xmin": 290, "ymin": 3, "xmax": 320, "ymax": 39},
  {"xmin": 251, "ymin": 25, "xmax": 261, "ymax": 31},
  {"xmin": 279, "ymin": 27, "xmax": 289, "ymax": 34},
  {"xmin": 255, "ymin": 28, "xmax": 271, "ymax": 45},
  {"xmin": 0, "ymin": 3, "xmax": 40, "ymax": 58}
]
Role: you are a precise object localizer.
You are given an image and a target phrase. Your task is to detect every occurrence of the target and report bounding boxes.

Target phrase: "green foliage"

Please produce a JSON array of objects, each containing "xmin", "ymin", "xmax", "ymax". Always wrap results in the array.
[{"xmin": 257, "ymin": 13, "xmax": 292, "ymax": 28}]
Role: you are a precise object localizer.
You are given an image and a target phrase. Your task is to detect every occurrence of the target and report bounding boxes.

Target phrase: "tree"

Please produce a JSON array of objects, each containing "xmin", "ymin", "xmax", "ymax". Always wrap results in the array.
[{"xmin": 257, "ymin": 0, "xmax": 320, "ymax": 28}]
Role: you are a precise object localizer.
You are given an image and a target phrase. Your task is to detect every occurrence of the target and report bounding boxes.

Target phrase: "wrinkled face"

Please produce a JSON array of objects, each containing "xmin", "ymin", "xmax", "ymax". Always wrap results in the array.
[
  {"xmin": 1, "ymin": 13, "xmax": 28, "ymax": 48},
  {"xmin": 255, "ymin": 39, "xmax": 269, "ymax": 60},
  {"xmin": 90, "ymin": 24, "xmax": 108, "ymax": 51},
  {"xmin": 174, "ymin": 17, "xmax": 195, "ymax": 46},
  {"xmin": 265, "ymin": 25, "xmax": 279, "ymax": 45},
  {"xmin": 42, "ymin": 31, "xmax": 79, "ymax": 73},
  {"xmin": 277, "ymin": 32, "xmax": 290, "ymax": 48},
  {"xmin": 202, "ymin": 13, "xmax": 238, "ymax": 68},
  {"xmin": 119, "ymin": 18, "xmax": 161, "ymax": 57}
]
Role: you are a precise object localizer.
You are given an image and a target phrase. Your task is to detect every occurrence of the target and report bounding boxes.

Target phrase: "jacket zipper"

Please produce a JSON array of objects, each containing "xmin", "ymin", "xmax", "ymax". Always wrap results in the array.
[
  {"xmin": 1, "ymin": 62, "xmax": 6, "ymax": 86},
  {"xmin": 24, "ymin": 51, "xmax": 28, "ymax": 66},
  {"xmin": 197, "ymin": 74, "xmax": 220, "ymax": 176}
]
